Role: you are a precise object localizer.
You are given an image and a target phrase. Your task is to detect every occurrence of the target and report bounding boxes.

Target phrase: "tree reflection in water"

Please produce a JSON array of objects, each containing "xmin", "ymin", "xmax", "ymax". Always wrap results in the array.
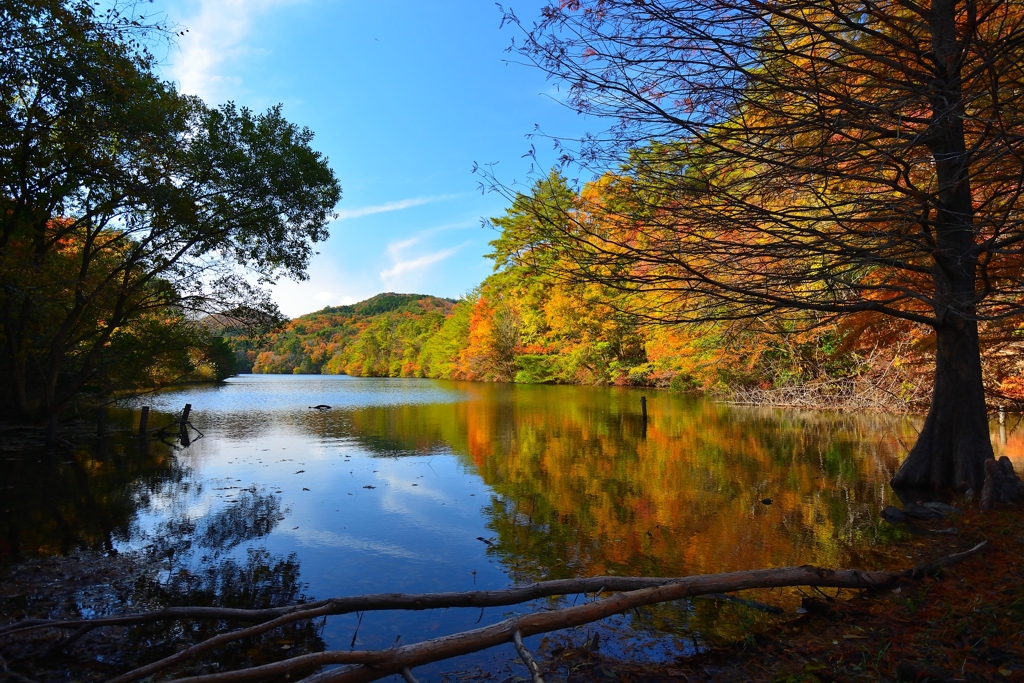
[
  {"xmin": 326, "ymin": 388, "xmax": 917, "ymax": 651},
  {"xmin": 125, "ymin": 477, "xmax": 324, "ymax": 674},
  {"xmin": 0, "ymin": 413, "xmax": 324, "ymax": 680},
  {"xmin": 143, "ymin": 487, "xmax": 284, "ymax": 564},
  {"xmin": 320, "ymin": 389, "xmax": 916, "ymax": 578},
  {"xmin": 199, "ymin": 489, "xmax": 283, "ymax": 551},
  {"xmin": 128, "ymin": 548, "xmax": 324, "ymax": 678},
  {"xmin": 120, "ymin": 484, "xmax": 324, "ymax": 677},
  {"xmin": 0, "ymin": 381, "xmax": 949, "ymax": 676},
  {"xmin": 0, "ymin": 546, "xmax": 324, "ymax": 680},
  {"xmin": 0, "ymin": 426, "xmax": 191, "ymax": 561}
]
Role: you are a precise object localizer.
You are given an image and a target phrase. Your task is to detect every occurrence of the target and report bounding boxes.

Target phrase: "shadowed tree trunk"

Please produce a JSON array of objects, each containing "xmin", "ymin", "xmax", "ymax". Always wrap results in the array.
[
  {"xmin": 893, "ymin": 315, "xmax": 993, "ymax": 491},
  {"xmin": 892, "ymin": 7, "xmax": 994, "ymax": 491}
]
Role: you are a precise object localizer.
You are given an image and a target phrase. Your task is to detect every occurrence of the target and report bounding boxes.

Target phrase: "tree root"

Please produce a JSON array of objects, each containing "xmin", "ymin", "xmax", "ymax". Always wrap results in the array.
[
  {"xmin": 980, "ymin": 456, "xmax": 1024, "ymax": 509},
  {"xmin": 3, "ymin": 542, "xmax": 986, "ymax": 683}
]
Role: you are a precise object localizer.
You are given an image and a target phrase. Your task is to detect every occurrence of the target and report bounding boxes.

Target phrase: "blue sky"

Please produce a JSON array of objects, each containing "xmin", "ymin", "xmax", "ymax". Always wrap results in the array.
[{"xmin": 147, "ymin": 0, "xmax": 588, "ymax": 318}]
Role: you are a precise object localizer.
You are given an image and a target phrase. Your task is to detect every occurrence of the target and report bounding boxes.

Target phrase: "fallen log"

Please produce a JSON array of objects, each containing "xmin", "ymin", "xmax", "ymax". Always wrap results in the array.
[
  {"xmin": 99, "ymin": 541, "xmax": 984, "ymax": 683},
  {"xmin": 0, "ymin": 574, "xmax": 763, "ymax": 642}
]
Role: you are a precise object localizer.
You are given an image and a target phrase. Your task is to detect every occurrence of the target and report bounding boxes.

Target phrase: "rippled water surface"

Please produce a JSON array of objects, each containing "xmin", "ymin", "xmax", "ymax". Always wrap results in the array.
[{"xmin": 7, "ymin": 375, "xmax": 1020, "ymax": 676}]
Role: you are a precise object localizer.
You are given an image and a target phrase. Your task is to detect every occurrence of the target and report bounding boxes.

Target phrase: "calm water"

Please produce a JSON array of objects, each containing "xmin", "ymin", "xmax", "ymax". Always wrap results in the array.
[{"xmin": 5, "ymin": 375, "xmax": 1018, "ymax": 677}]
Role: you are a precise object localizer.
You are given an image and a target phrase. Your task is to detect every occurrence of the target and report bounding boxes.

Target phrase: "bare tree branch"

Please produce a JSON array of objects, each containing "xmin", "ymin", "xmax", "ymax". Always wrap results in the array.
[{"xmin": 20, "ymin": 542, "xmax": 979, "ymax": 683}]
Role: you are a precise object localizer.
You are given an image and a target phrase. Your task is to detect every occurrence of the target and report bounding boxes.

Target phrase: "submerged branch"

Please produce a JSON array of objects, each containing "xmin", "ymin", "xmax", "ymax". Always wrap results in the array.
[
  {"xmin": 85, "ymin": 542, "xmax": 985, "ymax": 683},
  {"xmin": 512, "ymin": 630, "xmax": 546, "ymax": 683},
  {"xmin": 0, "ymin": 576, "xmax": 739, "ymax": 639}
]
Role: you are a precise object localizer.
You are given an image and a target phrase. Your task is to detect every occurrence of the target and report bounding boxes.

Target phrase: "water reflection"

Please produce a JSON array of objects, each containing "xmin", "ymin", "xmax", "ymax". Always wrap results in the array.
[
  {"xmin": 126, "ymin": 377, "xmax": 923, "ymax": 581},
  {"xmin": 198, "ymin": 489, "xmax": 283, "ymax": 552},
  {"xmin": 458, "ymin": 394, "xmax": 915, "ymax": 578},
  {"xmin": 267, "ymin": 384, "xmax": 916, "ymax": 578},
  {"xmin": 121, "ymin": 548, "xmax": 324, "ymax": 677},
  {"xmin": 12, "ymin": 376, "xmax": 1024, "ymax": 674},
  {"xmin": 0, "ymin": 430, "xmax": 187, "ymax": 560},
  {"xmin": 0, "ymin": 422, "xmax": 325, "ymax": 679}
]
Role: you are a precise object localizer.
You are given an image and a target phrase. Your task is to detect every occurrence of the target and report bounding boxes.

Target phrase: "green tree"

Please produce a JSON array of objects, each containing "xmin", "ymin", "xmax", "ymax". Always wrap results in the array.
[
  {"xmin": 201, "ymin": 336, "xmax": 239, "ymax": 382},
  {"xmin": 0, "ymin": 1, "xmax": 341, "ymax": 420},
  {"xmin": 419, "ymin": 298, "xmax": 474, "ymax": 378}
]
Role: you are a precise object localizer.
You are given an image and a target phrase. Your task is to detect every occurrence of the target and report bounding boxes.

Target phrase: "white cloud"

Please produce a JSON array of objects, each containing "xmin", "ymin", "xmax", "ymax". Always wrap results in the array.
[
  {"xmin": 378, "ymin": 221, "xmax": 477, "ymax": 289},
  {"xmin": 170, "ymin": 0, "xmax": 293, "ymax": 102},
  {"xmin": 334, "ymin": 195, "xmax": 458, "ymax": 222},
  {"xmin": 383, "ymin": 220, "xmax": 478, "ymax": 257},
  {"xmin": 380, "ymin": 246, "xmax": 462, "ymax": 283},
  {"xmin": 314, "ymin": 291, "xmax": 358, "ymax": 306},
  {"xmin": 385, "ymin": 235, "xmax": 423, "ymax": 254},
  {"xmin": 279, "ymin": 526, "xmax": 424, "ymax": 559}
]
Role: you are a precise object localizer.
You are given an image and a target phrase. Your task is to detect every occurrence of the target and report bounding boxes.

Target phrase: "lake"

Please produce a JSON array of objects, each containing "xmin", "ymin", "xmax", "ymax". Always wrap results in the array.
[{"xmin": 4, "ymin": 375, "xmax": 1020, "ymax": 678}]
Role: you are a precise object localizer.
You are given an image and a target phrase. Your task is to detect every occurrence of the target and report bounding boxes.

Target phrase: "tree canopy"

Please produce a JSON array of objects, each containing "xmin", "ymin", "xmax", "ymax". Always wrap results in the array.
[{"xmin": 0, "ymin": 0, "xmax": 341, "ymax": 420}]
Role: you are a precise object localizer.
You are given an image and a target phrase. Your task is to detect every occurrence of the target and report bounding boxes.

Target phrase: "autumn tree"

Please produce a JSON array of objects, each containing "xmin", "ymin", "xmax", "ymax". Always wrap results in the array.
[
  {"xmin": 484, "ymin": 172, "xmax": 651, "ymax": 384},
  {"xmin": 0, "ymin": 1, "xmax": 341, "ymax": 420},
  {"xmin": 492, "ymin": 0, "xmax": 1024, "ymax": 491}
]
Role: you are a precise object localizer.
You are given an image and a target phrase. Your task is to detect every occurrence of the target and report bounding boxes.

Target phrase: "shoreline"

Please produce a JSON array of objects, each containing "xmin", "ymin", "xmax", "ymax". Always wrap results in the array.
[{"xmin": 236, "ymin": 371, "xmax": 935, "ymax": 414}]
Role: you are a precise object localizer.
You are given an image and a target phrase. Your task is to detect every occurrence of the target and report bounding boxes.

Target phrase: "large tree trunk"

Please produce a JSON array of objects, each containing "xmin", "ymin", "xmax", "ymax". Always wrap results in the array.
[
  {"xmin": 891, "ymin": 315, "xmax": 993, "ymax": 492},
  {"xmin": 891, "ymin": 0, "xmax": 995, "ymax": 493}
]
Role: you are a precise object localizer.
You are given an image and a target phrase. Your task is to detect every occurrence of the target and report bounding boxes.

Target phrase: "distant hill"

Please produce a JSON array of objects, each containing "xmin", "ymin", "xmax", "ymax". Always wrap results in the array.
[
  {"xmin": 318, "ymin": 292, "xmax": 451, "ymax": 317},
  {"xmin": 237, "ymin": 293, "xmax": 457, "ymax": 376}
]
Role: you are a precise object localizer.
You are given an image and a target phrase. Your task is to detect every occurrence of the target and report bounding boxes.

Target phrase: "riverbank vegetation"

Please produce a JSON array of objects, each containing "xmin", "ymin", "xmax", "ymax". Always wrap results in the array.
[
  {"xmin": 238, "ymin": 172, "xmax": 1024, "ymax": 416},
  {"xmin": 244, "ymin": 0, "xmax": 1024, "ymax": 490},
  {"xmin": 490, "ymin": 0, "xmax": 1024, "ymax": 492}
]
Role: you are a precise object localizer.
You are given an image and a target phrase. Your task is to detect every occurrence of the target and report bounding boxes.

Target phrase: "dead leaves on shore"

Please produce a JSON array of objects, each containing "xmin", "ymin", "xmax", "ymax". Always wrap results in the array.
[{"xmin": 548, "ymin": 506, "xmax": 1024, "ymax": 683}]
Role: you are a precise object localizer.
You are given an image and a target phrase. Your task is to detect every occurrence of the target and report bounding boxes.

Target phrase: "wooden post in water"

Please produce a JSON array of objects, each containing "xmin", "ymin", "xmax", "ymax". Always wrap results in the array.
[
  {"xmin": 999, "ymin": 405, "xmax": 1008, "ymax": 445},
  {"xmin": 179, "ymin": 403, "xmax": 192, "ymax": 446},
  {"xmin": 94, "ymin": 407, "xmax": 109, "ymax": 460},
  {"xmin": 138, "ymin": 406, "xmax": 150, "ymax": 437}
]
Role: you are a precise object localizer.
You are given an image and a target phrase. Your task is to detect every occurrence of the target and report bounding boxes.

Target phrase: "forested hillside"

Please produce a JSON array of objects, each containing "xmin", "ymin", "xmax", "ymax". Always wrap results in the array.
[
  {"xmin": 240, "ymin": 174, "xmax": 918, "ymax": 399},
  {"xmin": 239, "ymin": 294, "xmax": 456, "ymax": 376},
  {"xmin": 240, "ymin": 173, "xmax": 1024, "ymax": 413}
]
